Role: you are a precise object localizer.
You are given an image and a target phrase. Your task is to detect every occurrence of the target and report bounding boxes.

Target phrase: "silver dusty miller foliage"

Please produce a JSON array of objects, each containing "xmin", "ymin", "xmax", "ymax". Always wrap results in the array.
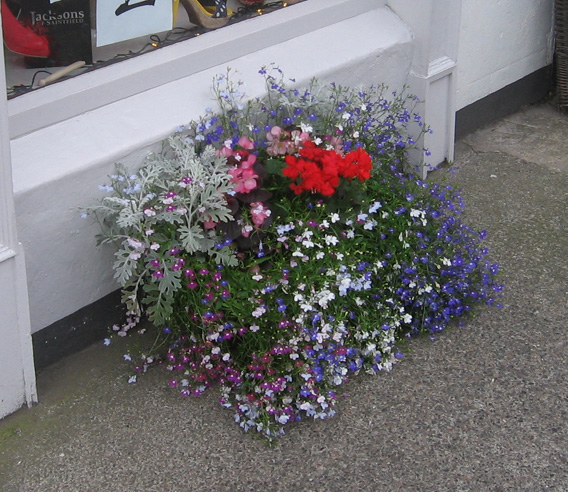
[{"xmin": 83, "ymin": 135, "xmax": 237, "ymax": 324}]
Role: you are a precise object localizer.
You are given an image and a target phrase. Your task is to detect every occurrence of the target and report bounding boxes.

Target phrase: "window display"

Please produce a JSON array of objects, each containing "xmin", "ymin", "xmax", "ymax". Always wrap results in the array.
[{"xmin": 3, "ymin": 0, "xmax": 300, "ymax": 97}]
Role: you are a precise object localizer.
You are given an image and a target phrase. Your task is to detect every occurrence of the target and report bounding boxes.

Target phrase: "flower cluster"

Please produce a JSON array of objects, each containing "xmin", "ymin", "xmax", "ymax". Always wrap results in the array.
[
  {"xmin": 88, "ymin": 67, "xmax": 503, "ymax": 441},
  {"xmin": 282, "ymin": 143, "xmax": 372, "ymax": 196}
]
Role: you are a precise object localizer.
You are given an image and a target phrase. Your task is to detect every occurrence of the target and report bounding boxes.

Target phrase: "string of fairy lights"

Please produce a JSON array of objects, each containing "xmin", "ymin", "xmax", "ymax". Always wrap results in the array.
[{"xmin": 7, "ymin": 1, "xmax": 298, "ymax": 99}]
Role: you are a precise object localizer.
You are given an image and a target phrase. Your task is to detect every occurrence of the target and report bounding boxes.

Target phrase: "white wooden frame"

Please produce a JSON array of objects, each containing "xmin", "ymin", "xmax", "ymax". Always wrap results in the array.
[{"xmin": 0, "ymin": 16, "xmax": 37, "ymax": 418}]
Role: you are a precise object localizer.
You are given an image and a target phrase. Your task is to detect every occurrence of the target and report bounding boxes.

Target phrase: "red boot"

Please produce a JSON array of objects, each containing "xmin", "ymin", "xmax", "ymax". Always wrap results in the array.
[{"xmin": 1, "ymin": 0, "xmax": 49, "ymax": 57}]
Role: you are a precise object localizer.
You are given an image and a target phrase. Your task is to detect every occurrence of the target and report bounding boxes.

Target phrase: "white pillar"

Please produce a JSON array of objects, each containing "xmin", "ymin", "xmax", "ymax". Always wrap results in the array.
[
  {"xmin": 388, "ymin": 0, "xmax": 462, "ymax": 178},
  {"xmin": 0, "ymin": 14, "xmax": 37, "ymax": 418}
]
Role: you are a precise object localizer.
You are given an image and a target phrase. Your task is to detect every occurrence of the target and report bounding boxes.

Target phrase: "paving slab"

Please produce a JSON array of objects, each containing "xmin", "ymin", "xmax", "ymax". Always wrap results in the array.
[{"xmin": 0, "ymin": 102, "xmax": 567, "ymax": 492}]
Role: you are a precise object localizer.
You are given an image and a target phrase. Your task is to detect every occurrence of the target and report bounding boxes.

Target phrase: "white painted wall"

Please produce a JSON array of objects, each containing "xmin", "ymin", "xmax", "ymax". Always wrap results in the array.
[
  {"xmin": 456, "ymin": 0, "xmax": 554, "ymax": 110},
  {"xmin": 10, "ymin": 1, "xmax": 414, "ymax": 334}
]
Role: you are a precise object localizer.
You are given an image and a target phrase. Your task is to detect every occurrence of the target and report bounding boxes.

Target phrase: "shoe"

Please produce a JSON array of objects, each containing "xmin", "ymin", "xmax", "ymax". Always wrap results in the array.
[
  {"xmin": 200, "ymin": 0, "xmax": 234, "ymax": 17},
  {"xmin": 180, "ymin": 0, "xmax": 230, "ymax": 29},
  {"xmin": 1, "ymin": 0, "xmax": 49, "ymax": 57}
]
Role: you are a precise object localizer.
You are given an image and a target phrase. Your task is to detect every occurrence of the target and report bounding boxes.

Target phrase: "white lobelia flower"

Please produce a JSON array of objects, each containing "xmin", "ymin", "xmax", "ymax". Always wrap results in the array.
[
  {"xmin": 369, "ymin": 201, "xmax": 382, "ymax": 213},
  {"xmin": 302, "ymin": 238, "xmax": 315, "ymax": 248},
  {"xmin": 324, "ymin": 235, "xmax": 339, "ymax": 246},
  {"xmin": 364, "ymin": 220, "xmax": 377, "ymax": 231},
  {"xmin": 300, "ymin": 301, "xmax": 313, "ymax": 312},
  {"xmin": 252, "ymin": 306, "xmax": 266, "ymax": 318},
  {"xmin": 317, "ymin": 290, "xmax": 335, "ymax": 308}
]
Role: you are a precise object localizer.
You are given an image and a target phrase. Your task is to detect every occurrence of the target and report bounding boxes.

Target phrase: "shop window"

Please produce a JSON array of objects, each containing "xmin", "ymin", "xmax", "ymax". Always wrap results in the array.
[
  {"xmin": 4, "ymin": 0, "xmax": 299, "ymax": 98},
  {"xmin": 5, "ymin": 0, "xmax": 379, "ymax": 138}
]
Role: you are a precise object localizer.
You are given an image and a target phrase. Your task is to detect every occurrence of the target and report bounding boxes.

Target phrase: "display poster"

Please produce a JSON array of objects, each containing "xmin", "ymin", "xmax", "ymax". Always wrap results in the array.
[
  {"xmin": 20, "ymin": 0, "xmax": 92, "ymax": 66},
  {"xmin": 96, "ymin": 0, "xmax": 173, "ymax": 47}
]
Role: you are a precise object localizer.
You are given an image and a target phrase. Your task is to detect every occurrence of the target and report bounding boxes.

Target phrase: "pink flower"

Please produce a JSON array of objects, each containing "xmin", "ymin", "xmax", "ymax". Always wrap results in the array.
[
  {"xmin": 238, "ymin": 136, "xmax": 255, "ymax": 149},
  {"xmin": 229, "ymin": 154, "xmax": 259, "ymax": 194},
  {"xmin": 325, "ymin": 135, "xmax": 344, "ymax": 154},
  {"xmin": 266, "ymin": 126, "xmax": 293, "ymax": 156},
  {"xmin": 267, "ymin": 126, "xmax": 283, "ymax": 141},
  {"xmin": 250, "ymin": 202, "xmax": 271, "ymax": 227},
  {"xmin": 219, "ymin": 145, "xmax": 233, "ymax": 158},
  {"xmin": 241, "ymin": 224, "xmax": 254, "ymax": 237},
  {"xmin": 291, "ymin": 130, "xmax": 310, "ymax": 147}
]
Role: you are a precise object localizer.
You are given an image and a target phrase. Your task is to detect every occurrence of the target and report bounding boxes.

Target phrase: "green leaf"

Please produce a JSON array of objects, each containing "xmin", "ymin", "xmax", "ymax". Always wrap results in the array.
[
  {"xmin": 264, "ymin": 158, "xmax": 286, "ymax": 176},
  {"xmin": 180, "ymin": 225, "xmax": 204, "ymax": 253}
]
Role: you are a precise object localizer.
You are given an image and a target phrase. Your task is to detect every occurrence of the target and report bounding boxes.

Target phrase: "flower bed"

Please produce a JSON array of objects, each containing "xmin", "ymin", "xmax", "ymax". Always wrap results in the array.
[{"xmin": 85, "ymin": 67, "xmax": 503, "ymax": 440}]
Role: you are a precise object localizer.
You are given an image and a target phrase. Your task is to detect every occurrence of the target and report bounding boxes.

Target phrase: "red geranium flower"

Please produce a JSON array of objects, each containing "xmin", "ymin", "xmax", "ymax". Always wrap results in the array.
[
  {"xmin": 339, "ymin": 148, "xmax": 372, "ymax": 182},
  {"xmin": 282, "ymin": 142, "xmax": 372, "ymax": 196}
]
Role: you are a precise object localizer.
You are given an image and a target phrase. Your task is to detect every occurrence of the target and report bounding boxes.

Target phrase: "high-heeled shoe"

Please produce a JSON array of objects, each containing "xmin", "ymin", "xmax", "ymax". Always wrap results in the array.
[
  {"xmin": 1, "ymin": 0, "xmax": 50, "ymax": 57},
  {"xmin": 180, "ymin": 0, "xmax": 230, "ymax": 29}
]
